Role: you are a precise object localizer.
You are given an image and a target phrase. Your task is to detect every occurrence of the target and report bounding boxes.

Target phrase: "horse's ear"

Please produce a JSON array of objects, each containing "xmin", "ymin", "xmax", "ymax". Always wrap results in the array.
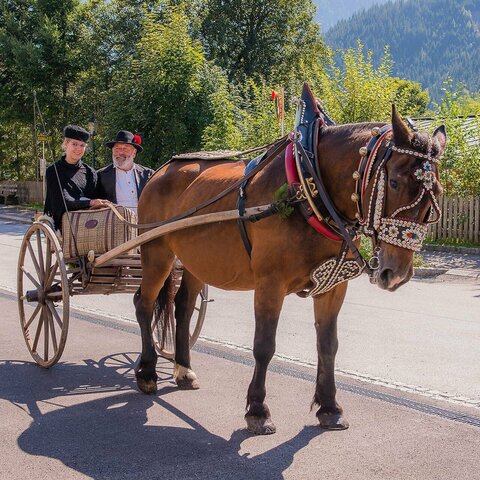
[
  {"xmin": 433, "ymin": 125, "xmax": 447, "ymax": 153},
  {"xmin": 391, "ymin": 104, "xmax": 412, "ymax": 146}
]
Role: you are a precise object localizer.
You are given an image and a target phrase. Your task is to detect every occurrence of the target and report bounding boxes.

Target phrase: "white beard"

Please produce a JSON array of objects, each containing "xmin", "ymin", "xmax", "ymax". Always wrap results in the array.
[{"xmin": 113, "ymin": 154, "xmax": 134, "ymax": 171}]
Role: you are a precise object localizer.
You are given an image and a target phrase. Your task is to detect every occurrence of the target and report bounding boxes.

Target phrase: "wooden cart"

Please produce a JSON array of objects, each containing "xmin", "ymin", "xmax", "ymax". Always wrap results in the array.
[
  {"xmin": 17, "ymin": 205, "xmax": 268, "ymax": 367},
  {"xmin": 17, "ymin": 220, "xmax": 208, "ymax": 367}
]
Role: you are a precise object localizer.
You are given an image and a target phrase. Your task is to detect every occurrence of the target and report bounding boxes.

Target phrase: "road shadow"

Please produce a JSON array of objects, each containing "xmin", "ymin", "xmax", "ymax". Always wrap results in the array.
[{"xmin": 1, "ymin": 354, "xmax": 324, "ymax": 479}]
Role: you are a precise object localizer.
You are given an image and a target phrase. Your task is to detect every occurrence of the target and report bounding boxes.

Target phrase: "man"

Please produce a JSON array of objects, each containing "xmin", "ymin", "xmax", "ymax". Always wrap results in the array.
[
  {"xmin": 96, "ymin": 130, "xmax": 154, "ymax": 215},
  {"xmin": 44, "ymin": 125, "xmax": 109, "ymax": 230}
]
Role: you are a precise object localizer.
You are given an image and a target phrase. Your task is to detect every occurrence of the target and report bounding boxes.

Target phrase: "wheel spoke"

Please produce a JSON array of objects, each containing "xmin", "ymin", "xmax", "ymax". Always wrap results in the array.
[
  {"xmin": 26, "ymin": 241, "xmax": 43, "ymax": 283},
  {"xmin": 47, "ymin": 308, "xmax": 58, "ymax": 353},
  {"xmin": 24, "ymin": 303, "xmax": 42, "ymax": 331},
  {"xmin": 32, "ymin": 313, "xmax": 44, "ymax": 351},
  {"xmin": 45, "ymin": 237, "xmax": 52, "ymax": 276},
  {"xmin": 35, "ymin": 230, "xmax": 45, "ymax": 277},
  {"xmin": 21, "ymin": 266, "xmax": 41, "ymax": 290},
  {"xmin": 44, "ymin": 260, "xmax": 59, "ymax": 290},
  {"xmin": 44, "ymin": 306, "xmax": 49, "ymax": 360},
  {"xmin": 161, "ymin": 318, "xmax": 174, "ymax": 350},
  {"xmin": 46, "ymin": 300, "xmax": 63, "ymax": 329}
]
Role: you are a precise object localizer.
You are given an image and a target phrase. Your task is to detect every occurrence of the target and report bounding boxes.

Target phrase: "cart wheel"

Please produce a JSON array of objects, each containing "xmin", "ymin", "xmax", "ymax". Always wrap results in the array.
[
  {"xmin": 153, "ymin": 284, "xmax": 209, "ymax": 360},
  {"xmin": 17, "ymin": 222, "xmax": 69, "ymax": 368}
]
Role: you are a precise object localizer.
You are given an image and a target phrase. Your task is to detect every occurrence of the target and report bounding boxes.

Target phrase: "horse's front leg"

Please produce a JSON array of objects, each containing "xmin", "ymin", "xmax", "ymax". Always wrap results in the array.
[
  {"xmin": 313, "ymin": 282, "xmax": 349, "ymax": 430},
  {"xmin": 245, "ymin": 281, "xmax": 286, "ymax": 435}
]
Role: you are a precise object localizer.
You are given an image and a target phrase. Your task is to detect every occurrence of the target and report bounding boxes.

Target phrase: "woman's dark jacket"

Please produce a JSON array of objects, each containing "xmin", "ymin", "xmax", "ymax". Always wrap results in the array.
[{"xmin": 44, "ymin": 155, "xmax": 97, "ymax": 230}]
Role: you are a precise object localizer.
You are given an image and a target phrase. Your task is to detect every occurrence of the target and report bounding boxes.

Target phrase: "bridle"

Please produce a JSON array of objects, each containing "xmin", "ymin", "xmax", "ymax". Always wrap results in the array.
[{"xmin": 353, "ymin": 125, "xmax": 443, "ymax": 263}]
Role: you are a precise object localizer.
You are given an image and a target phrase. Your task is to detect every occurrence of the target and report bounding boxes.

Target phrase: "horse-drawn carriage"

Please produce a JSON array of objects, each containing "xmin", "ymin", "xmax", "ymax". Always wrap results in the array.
[
  {"xmin": 17, "ymin": 84, "xmax": 446, "ymax": 434},
  {"xmin": 17, "ymin": 208, "xmax": 211, "ymax": 368}
]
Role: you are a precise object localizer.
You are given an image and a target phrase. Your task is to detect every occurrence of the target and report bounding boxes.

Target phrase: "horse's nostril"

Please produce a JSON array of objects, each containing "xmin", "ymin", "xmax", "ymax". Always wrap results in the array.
[{"xmin": 379, "ymin": 268, "xmax": 393, "ymax": 286}]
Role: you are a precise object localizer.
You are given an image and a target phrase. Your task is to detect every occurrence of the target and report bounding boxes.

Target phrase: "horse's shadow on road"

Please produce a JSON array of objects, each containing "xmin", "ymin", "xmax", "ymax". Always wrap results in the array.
[{"xmin": 1, "ymin": 354, "xmax": 324, "ymax": 479}]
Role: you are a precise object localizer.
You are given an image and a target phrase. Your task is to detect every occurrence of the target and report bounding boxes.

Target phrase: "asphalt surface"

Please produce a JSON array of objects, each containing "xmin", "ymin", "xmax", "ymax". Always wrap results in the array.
[{"xmin": 1, "ymin": 290, "xmax": 480, "ymax": 480}]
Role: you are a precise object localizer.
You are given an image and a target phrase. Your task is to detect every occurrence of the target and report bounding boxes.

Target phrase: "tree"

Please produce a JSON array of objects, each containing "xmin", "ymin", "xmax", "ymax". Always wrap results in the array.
[
  {"xmin": 431, "ymin": 83, "xmax": 480, "ymax": 196},
  {"xmin": 312, "ymin": 42, "xmax": 430, "ymax": 123},
  {"xmin": 200, "ymin": 0, "xmax": 326, "ymax": 86},
  {"xmin": 0, "ymin": 0, "xmax": 85, "ymax": 126},
  {"xmin": 0, "ymin": 0, "xmax": 90, "ymax": 177},
  {"xmin": 105, "ymin": 5, "xmax": 226, "ymax": 166}
]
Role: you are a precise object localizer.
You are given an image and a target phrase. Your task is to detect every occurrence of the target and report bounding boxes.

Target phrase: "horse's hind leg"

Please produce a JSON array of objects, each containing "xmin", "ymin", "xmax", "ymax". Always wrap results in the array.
[
  {"xmin": 173, "ymin": 268, "xmax": 203, "ymax": 390},
  {"xmin": 245, "ymin": 281, "xmax": 286, "ymax": 435},
  {"xmin": 134, "ymin": 240, "xmax": 175, "ymax": 394},
  {"xmin": 313, "ymin": 282, "xmax": 349, "ymax": 430}
]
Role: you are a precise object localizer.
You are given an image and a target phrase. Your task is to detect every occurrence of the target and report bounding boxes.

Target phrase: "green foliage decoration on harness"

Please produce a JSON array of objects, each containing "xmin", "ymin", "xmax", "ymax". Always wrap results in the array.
[{"xmin": 273, "ymin": 183, "xmax": 294, "ymax": 219}]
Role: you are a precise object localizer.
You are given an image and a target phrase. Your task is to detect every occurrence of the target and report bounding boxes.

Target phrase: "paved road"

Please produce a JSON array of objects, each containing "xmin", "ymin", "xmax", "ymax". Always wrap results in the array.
[{"xmin": 1, "ymin": 292, "xmax": 480, "ymax": 480}]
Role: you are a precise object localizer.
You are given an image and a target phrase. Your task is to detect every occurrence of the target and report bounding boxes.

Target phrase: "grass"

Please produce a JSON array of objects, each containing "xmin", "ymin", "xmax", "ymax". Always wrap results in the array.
[
  {"xmin": 20, "ymin": 202, "xmax": 43, "ymax": 210},
  {"xmin": 360, "ymin": 236, "xmax": 427, "ymax": 267}
]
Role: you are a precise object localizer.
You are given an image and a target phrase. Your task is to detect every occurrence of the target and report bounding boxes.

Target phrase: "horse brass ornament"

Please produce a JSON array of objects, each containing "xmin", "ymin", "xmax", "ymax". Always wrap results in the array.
[{"xmin": 133, "ymin": 85, "xmax": 446, "ymax": 434}]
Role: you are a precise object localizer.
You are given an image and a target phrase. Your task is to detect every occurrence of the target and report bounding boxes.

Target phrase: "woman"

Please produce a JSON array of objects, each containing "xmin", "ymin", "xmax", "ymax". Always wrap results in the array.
[{"xmin": 44, "ymin": 125, "xmax": 109, "ymax": 230}]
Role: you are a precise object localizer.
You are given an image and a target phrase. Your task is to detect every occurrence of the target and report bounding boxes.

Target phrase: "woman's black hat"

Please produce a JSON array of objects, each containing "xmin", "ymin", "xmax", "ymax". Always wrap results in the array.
[
  {"xmin": 63, "ymin": 125, "xmax": 90, "ymax": 143},
  {"xmin": 105, "ymin": 130, "xmax": 143, "ymax": 152}
]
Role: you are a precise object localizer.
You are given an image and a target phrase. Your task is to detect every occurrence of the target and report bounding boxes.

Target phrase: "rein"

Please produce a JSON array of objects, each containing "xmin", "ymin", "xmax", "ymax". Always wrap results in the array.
[{"xmin": 105, "ymin": 135, "xmax": 291, "ymax": 230}]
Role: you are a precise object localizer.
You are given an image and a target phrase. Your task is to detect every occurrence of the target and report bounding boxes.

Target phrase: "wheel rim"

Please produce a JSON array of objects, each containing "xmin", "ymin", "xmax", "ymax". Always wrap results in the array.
[
  {"xmin": 17, "ymin": 222, "xmax": 69, "ymax": 367},
  {"xmin": 189, "ymin": 284, "xmax": 208, "ymax": 347}
]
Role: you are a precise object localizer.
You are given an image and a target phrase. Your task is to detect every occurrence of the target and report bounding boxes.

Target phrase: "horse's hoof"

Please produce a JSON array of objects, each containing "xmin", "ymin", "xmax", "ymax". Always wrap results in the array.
[
  {"xmin": 174, "ymin": 364, "xmax": 200, "ymax": 390},
  {"xmin": 317, "ymin": 412, "xmax": 349, "ymax": 430},
  {"xmin": 136, "ymin": 376, "xmax": 158, "ymax": 395},
  {"xmin": 245, "ymin": 416, "xmax": 277, "ymax": 435}
]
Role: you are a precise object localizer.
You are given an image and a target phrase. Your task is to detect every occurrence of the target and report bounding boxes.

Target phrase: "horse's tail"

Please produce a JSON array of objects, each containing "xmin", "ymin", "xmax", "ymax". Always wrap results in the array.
[{"xmin": 152, "ymin": 270, "xmax": 177, "ymax": 343}]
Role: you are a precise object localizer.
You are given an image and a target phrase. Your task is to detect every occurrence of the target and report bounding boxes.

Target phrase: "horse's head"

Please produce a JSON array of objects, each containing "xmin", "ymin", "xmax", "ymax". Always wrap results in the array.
[{"xmin": 362, "ymin": 106, "xmax": 446, "ymax": 291}]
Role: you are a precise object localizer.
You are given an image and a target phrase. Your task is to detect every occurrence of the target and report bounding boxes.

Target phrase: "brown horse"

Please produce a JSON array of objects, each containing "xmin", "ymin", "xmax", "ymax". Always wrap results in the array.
[{"xmin": 134, "ymin": 106, "xmax": 446, "ymax": 434}]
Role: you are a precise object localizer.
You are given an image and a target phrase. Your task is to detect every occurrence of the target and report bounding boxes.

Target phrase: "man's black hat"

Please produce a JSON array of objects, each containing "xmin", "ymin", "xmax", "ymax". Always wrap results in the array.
[
  {"xmin": 63, "ymin": 125, "xmax": 90, "ymax": 143},
  {"xmin": 105, "ymin": 130, "xmax": 143, "ymax": 152}
]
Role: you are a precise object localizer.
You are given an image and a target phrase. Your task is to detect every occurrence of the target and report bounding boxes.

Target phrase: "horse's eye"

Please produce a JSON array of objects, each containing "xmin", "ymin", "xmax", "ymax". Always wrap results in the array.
[{"xmin": 389, "ymin": 179, "xmax": 398, "ymax": 189}]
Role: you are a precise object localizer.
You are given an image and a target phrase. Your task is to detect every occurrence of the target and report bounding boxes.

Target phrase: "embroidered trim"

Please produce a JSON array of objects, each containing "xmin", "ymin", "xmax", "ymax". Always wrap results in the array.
[
  {"xmin": 378, "ymin": 217, "xmax": 427, "ymax": 251},
  {"xmin": 307, "ymin": 250, "xmax": 364, "ymax": 296}
]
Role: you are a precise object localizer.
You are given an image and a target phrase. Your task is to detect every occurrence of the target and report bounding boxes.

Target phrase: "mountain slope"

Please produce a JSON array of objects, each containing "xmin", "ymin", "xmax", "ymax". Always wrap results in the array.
[
  {"xmin": 313, "ymin": 0, "xmax": 390, "ymax": 31},
  {"xmin": 325, "ymin": 0, "xmax": 480, "ymax": 99}
]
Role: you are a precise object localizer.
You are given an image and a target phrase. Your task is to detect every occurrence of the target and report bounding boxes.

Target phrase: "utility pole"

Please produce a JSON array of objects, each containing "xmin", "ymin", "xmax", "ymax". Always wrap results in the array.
[{"xmin": 33, "ymin": 91, "xmax": 38, "ymax": 183}]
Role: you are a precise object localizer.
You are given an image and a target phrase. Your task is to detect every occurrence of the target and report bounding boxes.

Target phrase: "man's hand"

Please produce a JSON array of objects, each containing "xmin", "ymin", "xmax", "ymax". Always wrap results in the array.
[{"xmin": 89, "ymin": 199, "xmax": 110, "ymax": 209}]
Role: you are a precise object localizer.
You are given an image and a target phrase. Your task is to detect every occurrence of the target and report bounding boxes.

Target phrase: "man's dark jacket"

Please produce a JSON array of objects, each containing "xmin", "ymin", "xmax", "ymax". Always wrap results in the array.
[{"xmin": 96, "ymin": 163, "xmax": 154, "ymax": 203}]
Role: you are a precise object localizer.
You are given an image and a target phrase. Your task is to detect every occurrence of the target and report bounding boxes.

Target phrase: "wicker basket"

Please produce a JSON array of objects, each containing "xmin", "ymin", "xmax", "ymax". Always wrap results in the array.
[{"xmin": 61, "ymin": 206, "xmax": 137, "ymax": 259}]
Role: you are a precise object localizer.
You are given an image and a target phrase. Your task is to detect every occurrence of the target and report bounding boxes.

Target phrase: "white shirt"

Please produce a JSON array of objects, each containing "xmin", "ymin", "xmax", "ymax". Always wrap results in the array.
[{"xmin": 115, "ymin": 167, "xmax": 138, "ymax": 214}]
